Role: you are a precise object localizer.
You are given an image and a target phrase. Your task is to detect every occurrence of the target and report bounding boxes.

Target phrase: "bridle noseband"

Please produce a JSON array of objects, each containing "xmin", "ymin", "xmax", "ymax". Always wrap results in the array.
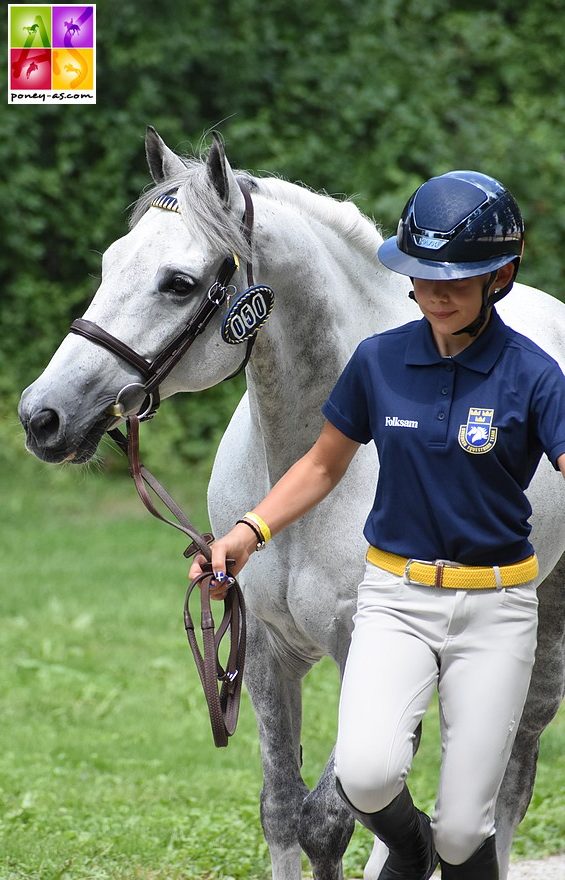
[{"xmin": 70, "ymin": 180, "xmax": 260, "ymax": 420}]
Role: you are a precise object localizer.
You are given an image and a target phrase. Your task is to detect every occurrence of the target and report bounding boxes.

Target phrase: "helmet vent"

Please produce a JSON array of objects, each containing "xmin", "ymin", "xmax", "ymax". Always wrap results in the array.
[{"xmin": 414, "ymin": 178, "xmax": 487, "ymax": 232}]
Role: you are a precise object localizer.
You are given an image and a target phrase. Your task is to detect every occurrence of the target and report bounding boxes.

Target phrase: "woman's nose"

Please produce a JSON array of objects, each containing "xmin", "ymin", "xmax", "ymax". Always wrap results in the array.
[{"xmin": 429, "ymin": 283, "xmax": 450, "ymax": 301}]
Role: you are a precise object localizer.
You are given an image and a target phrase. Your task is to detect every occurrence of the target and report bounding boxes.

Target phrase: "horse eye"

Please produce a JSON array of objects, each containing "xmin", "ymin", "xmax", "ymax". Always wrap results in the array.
[{"xmin": 168, "ymin": 275, "xmax": 196, "ymax": 296}]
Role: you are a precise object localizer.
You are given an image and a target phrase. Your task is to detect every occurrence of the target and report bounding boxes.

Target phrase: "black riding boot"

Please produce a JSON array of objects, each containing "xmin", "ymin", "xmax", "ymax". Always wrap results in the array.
[
  {"xmin": 336, "ymin": 778, "xmax": 438, "ymax": 879},
  {"xmin": 439, "ymin": 835, "xmax": 498, "ymax": 879}
]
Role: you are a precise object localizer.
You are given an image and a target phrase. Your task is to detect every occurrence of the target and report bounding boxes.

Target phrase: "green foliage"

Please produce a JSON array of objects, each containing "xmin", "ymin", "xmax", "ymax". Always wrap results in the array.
[
  {"xmin": 3, "ymin": 0, "xmax": 564, "ymax": 468},
  {"xmin": 1, "ymin": 468, "xmax": 563, "ymax": 877}
]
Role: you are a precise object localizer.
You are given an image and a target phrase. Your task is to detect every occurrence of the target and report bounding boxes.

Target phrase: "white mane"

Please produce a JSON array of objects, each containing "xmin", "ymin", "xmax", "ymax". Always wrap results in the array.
[
  {"xmin": 129, "ymin": 158, "xmax": 383, "ymax": 265},
  {"xmin": 254, "ymin": 176, "xmax": 384, "ymax": 262}
]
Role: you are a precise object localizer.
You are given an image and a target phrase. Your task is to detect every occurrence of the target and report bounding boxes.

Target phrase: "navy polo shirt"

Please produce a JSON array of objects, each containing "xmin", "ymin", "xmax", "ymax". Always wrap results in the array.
[{"xmin": 322, "ymin": 310, "xmax": 565, "ymax": 566}]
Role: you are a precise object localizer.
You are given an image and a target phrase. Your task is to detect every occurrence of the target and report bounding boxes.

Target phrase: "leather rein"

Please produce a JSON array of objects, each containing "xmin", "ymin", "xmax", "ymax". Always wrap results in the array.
[{"xmin": 68, "ymin": 181, "xmax": 260, "ymax": 747}]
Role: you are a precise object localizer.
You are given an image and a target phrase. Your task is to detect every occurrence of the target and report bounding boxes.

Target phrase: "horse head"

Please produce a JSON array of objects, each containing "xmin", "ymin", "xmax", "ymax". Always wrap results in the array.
[{"xmin": 19, "ymin": 128, "xmax": 257, "ymax": 463}]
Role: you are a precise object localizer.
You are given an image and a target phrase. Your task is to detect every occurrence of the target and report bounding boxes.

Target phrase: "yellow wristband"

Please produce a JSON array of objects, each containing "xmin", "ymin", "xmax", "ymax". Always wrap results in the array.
[{"xmin": 244, "ymin": 511, "xmax": 272, "ymax": 544}]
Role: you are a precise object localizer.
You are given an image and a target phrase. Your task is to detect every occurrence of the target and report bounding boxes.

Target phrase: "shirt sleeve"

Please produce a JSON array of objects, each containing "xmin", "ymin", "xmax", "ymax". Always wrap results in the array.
[
  {"xmin": 321, "ymin": 342, "xmax": 373, "ymax": 444},
  {"xmin": 531, "ymin": 360, "xmax": 565, "ymax": 469}
]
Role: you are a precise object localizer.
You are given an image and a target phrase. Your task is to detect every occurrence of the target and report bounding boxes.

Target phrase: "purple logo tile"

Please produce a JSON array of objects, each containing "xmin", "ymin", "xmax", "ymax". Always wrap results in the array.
[{"xmin": 52, "ymin": 6, "xmax": 94, "ymax": 48}]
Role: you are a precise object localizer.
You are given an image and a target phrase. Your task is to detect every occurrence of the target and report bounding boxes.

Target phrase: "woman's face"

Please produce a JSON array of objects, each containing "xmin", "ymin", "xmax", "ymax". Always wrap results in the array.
[
  {"xmin": 412, "ymin": 274, "xmax": 487, "ymax": 340},
  {"xmin": 412, "ymin": 262, "xmax": 515, "ymax": 354}
]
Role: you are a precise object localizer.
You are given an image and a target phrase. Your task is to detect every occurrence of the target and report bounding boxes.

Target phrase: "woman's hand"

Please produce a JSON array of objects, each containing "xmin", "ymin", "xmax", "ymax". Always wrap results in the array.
[
  {"xmin": 189, "ymin": 422, "xmax": 360, "ymax": 600},
  {"xmin": 188, "ymin": 522, "xmax": 259, "ymax": 600}
]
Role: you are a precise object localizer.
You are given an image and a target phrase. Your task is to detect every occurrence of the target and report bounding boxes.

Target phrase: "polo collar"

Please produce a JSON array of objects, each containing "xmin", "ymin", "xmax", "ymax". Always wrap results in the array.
[{"xmin": 405, "ymin": 310, "xmax": 509, "ymax": 374}]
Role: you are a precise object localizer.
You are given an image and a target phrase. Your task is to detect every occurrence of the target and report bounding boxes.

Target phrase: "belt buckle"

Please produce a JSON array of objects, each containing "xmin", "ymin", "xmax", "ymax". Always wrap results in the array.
[
  {"xmin": 403, "ymin": 557, "xmax": 430, "ymax": 586},
  {"xmin": 404, "ymin": 557, "xmax": 462, "ymax": 588}
]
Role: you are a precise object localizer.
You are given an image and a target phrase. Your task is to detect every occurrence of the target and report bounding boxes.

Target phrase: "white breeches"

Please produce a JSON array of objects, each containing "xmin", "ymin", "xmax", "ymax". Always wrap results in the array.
[{"xmin": 335, "ymin": 561, "xmax": 538, "ymax": 865}]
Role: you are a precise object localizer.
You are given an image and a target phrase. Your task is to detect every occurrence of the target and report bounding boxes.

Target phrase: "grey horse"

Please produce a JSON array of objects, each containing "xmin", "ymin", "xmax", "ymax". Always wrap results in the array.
[{"xmin": 19, "ymin": 129, "xmax": 565, "ymax": 880}]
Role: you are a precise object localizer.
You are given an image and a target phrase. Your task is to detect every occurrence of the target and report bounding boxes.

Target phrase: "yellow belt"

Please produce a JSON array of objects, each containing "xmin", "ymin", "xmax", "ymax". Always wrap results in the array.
[{"xmin": 366, "ymin": 546, "xmax": 539, "ymax": 590}]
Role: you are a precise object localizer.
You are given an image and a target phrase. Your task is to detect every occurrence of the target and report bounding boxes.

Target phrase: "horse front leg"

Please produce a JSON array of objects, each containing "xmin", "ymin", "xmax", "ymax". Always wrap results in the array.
[
  {"xmin": 298, "ymin": 748, "xmax": 355, "ymax": 880},
  {"xmin": 244, "ymin": 611, "xmax": 310, "ymax": 880},
  {"xmin": 495, "ymin": 553, "xmax": 565, "ymax": 879}
]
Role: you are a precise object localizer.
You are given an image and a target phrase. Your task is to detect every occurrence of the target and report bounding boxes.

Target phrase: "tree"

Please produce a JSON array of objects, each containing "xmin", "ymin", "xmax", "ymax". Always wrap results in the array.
[{"xmin": 3, "ymin": 0, "xmax": 563, "ymax": 464}]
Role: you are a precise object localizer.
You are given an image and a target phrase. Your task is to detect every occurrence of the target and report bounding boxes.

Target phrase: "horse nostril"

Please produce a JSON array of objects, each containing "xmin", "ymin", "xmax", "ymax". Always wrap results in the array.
[{"xmin": 28, "ymin": 408, "xmax": 61, "ymax": 445}]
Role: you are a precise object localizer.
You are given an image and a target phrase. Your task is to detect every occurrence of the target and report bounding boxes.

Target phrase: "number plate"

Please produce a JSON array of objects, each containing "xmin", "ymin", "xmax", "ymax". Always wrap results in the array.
[{"xmin": 221, "ymin": 285, "xmax": 275, "ymax": 344}]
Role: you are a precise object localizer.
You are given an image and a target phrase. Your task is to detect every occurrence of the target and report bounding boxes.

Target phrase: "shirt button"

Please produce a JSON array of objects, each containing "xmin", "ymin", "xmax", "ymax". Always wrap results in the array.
[
  {"xmin": 437, "ymin": 412, "xmax": 446, "ymax": 420},
  {"xmin": 441, "ymin": 387, "xmax": 448, "ymax": 395},
  {"xmin": 445, "ymin": 363, "xmax": 454, "ymax": 372}
]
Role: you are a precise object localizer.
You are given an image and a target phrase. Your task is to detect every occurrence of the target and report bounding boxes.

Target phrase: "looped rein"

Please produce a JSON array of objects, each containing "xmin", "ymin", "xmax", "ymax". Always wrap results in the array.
[
  {"xmin": 184, "ymin": 562, "xmax": 246, "ymax": 748},
  {"xmin": 110, "ymin": 416, "xmax": 245, "ymax": 747}
]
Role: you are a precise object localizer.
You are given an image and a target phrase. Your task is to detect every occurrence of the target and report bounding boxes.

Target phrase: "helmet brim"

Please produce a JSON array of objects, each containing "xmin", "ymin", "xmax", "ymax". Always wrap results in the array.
[{"xmin": 377, "ymin": 236, "xmax": 516, "ymax": 280}]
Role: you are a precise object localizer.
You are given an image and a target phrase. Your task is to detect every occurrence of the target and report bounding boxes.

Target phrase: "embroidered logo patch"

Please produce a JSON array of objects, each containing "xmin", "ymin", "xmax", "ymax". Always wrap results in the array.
[{"xmin": 458, "ymin": 407, "xmax": 497, "ymax": 454}]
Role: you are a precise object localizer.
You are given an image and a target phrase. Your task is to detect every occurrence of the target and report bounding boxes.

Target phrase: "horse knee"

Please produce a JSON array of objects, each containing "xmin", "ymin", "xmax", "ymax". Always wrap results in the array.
[
  {"xmin": 298, "ymin": 786, "xmax": 354, "ymax": 864},
  {"xmin": 260, "ymin": 777, "xmax": 309, "ymax": 849}
]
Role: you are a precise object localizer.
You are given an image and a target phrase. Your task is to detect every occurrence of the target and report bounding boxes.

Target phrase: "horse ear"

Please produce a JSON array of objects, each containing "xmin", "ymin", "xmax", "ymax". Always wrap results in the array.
[
  {"xmin": 145, "ymin": 125, "xmax": 187, "ymax": 183},
  {"xmin": 206, "ymin": 132, "xmax": 243, "ymax": 210}
]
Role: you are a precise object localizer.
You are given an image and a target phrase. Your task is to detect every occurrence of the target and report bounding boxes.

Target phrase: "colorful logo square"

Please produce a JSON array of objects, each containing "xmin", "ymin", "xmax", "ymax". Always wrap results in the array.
[
  {"xmin": 9, "ymin": 6, "xmax": 52, "ymax": 48},
  {"xmin": 52, "ymin": 48, "xmax": 94, "ymax": 89},
  {"xmin": 11, "ymin": 47, "xmax": 52, "ymax": 89},
  {"xmin": 52, "ymin": 6, "xmax": 95, "ymax": 49},
  {"xmin": 8, "ymin": 5, "xmax": 96, "ymax": 103}
]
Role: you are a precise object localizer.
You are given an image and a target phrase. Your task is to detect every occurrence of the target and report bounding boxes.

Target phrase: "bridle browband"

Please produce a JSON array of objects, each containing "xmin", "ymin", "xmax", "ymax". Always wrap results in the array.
[
  {"xmin": 70, "ymin": 180, "xmax": 257, "ymax": 419},
  {"xmin": 66, "ymin": 180, "xmax": 266, "ymax": 747}
]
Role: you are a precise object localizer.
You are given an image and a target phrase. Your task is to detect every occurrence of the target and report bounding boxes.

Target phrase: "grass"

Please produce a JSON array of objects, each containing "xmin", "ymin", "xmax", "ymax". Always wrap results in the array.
[{"xmin": 1, "ymin": 446, "xmax": 563, "ymax": 879}]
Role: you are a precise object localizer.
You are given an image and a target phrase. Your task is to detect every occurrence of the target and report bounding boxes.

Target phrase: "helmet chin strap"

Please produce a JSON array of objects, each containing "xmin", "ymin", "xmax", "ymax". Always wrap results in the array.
[{"xmin": 452, "ymin": 270, "xmax": 498, "ymax": 337}]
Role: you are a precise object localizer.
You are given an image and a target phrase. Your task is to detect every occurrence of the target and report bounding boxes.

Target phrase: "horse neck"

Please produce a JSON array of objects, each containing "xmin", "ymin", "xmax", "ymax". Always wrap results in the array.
[{"xmin": 244, "ymin": 187, "xmax": 403, "ymax": 481}]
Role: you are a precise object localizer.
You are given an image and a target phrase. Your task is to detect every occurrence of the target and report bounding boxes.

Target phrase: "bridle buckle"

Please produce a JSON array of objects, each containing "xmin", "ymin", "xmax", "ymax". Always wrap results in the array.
[
  {"xmin": 207, "ymin": 282, "xmax": 228, "ymax": 305},
  {"xmin": 113, "ymin": 382, "xmax": 154, "ymax": 421}
]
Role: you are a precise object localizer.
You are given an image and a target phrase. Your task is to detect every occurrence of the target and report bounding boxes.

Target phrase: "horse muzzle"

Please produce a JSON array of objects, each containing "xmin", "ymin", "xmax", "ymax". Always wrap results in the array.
[{"xmin": 18, "ymin": 388, "xmax": 112, "ymax": 463}]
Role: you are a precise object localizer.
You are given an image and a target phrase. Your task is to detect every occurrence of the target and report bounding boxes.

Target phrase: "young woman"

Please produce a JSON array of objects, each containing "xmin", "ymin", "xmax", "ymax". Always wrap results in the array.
[{"xmin": 189, "ymin": 171, "xmax": 565, "ymax": 879}]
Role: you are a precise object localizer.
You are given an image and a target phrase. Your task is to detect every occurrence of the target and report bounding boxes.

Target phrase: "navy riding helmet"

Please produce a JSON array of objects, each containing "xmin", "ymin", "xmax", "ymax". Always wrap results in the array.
[
  {"xmin": 377, "ymin": 170, "xmax": 525, "ymax": 335},
  {"xmin": 378, "ymin": 170, "xmax": 524, "ymax": 288}
]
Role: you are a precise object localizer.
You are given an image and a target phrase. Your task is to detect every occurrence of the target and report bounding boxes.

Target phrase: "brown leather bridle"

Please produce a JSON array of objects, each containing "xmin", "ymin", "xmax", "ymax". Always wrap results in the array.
[
  {"xmin": 70, "ymin": 182, "xmax": 257, "ymax": 419},
  {"xmin": 68, "ymin": 181, "xmax": 261, "ymax": 747}
]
